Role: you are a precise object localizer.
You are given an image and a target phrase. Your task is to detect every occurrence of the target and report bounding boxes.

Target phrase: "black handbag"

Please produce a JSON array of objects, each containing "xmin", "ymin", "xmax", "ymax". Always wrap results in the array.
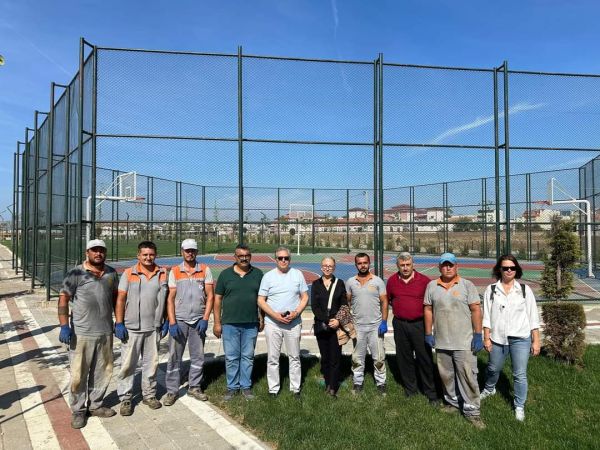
[{"xmin": 313, "ymin": 278, "xmax": 338, "ymax": 336}]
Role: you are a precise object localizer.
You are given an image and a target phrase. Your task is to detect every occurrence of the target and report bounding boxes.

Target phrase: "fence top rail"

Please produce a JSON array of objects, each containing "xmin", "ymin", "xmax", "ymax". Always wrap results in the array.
[
  {"xmin": 88, "ymin": 42, "xmax": 600, "ymax": 78},
  {"xmin": 508, "ymin": 69, "xmax": 600, "ymax": 78}
]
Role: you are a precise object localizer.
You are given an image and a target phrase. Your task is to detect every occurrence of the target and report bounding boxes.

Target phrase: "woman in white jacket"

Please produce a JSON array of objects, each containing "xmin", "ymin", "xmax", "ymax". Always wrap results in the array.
[{"xmin": 480, "ymin": 254, "xmax": 541, "ymax": 422}]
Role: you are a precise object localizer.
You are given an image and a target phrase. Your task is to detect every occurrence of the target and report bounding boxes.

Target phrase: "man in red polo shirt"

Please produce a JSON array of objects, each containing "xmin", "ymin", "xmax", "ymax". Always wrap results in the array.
[{"xmin": 386, "ymin": 252, "xmax": 439, "ymax": 404}]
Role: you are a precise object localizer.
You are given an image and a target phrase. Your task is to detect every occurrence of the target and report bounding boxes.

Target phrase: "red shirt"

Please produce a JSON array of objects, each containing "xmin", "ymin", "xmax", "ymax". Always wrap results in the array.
[{"xmin": 386, "ymin": 270, "xmax": 431, "ymax": 321}]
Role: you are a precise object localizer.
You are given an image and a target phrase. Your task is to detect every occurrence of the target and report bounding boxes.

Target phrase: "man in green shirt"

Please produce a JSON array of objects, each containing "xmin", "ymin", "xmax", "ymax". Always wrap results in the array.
[{"xmin": 213, "ymin": 244, "xmax": 264, "ymax": 400}]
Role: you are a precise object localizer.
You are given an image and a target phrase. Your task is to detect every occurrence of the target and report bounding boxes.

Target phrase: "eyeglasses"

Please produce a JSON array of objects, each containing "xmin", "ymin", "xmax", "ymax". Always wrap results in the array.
[
  {"xmin": 501, "ymin": 266, "xmax": 517, "ymax": 272},
  {"xmin": 277, "ymin": 256, "xmax": 290, "ymax": 261},
  {"xmin": 321, "ymin": 264, "xmax": 334, "ymax": 269},
  {"xmin": 236, "ymin": 254, "xmax": 251, "ymax": 259}
]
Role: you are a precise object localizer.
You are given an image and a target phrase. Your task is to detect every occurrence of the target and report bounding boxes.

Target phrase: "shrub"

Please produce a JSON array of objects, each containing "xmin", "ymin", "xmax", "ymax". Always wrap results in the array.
[{"xmin": 541, "ymin": 302, "xmax": 586, "ymax": 366}]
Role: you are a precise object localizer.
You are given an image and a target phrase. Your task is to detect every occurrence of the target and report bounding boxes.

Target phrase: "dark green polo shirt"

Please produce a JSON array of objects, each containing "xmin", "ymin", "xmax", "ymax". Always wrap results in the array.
[{"xmin": 215, "ymin": 265, "xmax": 264, "ymax": 324}]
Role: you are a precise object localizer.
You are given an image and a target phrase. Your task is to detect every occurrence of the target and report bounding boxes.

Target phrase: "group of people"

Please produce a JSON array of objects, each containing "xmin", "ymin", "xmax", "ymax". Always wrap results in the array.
[{"xmin": 59, "ymin": 239, "xmax": 540, "ymax": 431}]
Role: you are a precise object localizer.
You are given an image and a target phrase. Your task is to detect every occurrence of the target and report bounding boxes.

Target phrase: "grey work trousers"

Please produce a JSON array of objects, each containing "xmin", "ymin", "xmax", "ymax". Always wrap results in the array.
[
  {"xmin": 437, "ymin": 349, "xmax": 480, "ymax": 417},
  {"xmin": 117, "ymin": 330, "xmax": 160, "ymax": 401},
  {"xmin": 69, "ymin": 334, "xmax": 114, "ymax": 414},
  {"xmin": 165, "ymin": 320, "xmax": 205, "ymax": 394},
  {"xmin": 352, "ymin": 327, "xmax": 386, "ymax": 387}
]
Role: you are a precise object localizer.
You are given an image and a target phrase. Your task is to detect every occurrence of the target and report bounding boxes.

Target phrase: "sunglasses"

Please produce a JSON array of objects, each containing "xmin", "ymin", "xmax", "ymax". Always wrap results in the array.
[
  {"xmin": 502, "ymin": 266, "xmax": 517, "ymax": 272},
  {"xmin": 236, "ymin": 254, "xmax": 251, "ymax": 259},
  {"xmin": 277, "ymin": 256, "xmax": 290, "ymax": 261}
]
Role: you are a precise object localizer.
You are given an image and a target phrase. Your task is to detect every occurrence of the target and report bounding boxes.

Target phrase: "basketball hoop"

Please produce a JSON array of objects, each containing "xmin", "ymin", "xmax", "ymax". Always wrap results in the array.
[
  {"xmin": 532, "ymin": 200, "xmax": 550, "ymax": 206},
  {"xmin": 128, "ymin": 196, "xmax": 146, "ymax": 209}
]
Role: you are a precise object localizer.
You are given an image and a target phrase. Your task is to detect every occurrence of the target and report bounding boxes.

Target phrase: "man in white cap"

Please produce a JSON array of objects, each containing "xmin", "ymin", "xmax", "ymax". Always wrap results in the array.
[
  {"xmin": 424, "ymin": 252, "xmax": 484, "ymax": 429},
  {"xmin": 163, "ymin": 238, "xmax": 214, "ymax": 406},
  {"xmin": 58, "ymin": 239, "xmax": 119, "ymax": 429}
]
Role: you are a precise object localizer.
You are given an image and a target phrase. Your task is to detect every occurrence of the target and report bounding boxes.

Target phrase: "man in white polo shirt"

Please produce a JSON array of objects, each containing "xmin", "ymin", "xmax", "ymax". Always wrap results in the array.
[{"xmin": 257, "ymin": 246, "xmax": 309, "ymax": 398}]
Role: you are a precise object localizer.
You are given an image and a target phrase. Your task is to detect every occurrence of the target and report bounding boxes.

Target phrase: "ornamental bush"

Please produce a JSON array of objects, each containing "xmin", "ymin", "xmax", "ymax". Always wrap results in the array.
[{"xmin": 541, "ymin": 302, "xmax": 586, "ymax": 366}]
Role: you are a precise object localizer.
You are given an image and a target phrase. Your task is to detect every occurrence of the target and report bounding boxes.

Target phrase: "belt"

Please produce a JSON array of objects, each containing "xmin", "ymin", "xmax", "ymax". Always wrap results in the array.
[{"xmin": 393, "ymin": 316, "xmax": 423, "ymax": 323}]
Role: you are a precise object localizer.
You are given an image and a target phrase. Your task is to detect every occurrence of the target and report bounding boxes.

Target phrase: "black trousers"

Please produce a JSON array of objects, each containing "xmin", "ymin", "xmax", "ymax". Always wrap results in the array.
[
  {"xmin": 316, "ymin": 329, "xmax": 342, "ymax": 392},
  {"xmin": 392, "ymin": 317, "xmax": 438, "ymax": 401}
]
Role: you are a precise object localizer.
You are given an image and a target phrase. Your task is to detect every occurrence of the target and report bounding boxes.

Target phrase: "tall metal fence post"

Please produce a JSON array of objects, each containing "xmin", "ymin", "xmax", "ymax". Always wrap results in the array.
[
  {"xmin": 493, "ymin": 66, "xmax": 501, "ymax": 258},
  {"xmin": 201, "ymin": 185, "xmax": 206, "ymax": 254},
  {"xmin": 503, "ymin": 61, "xmax": 511, "ymax": 254},
  {"xmin": 32, "ymin": 110, "xmax": 49, "ymax": 291},
  {"xmin": 480, "ymin": 178, "xmax": 487, "ymax": 258},
  {"xmin": 591, "ymin": 158, "xmax": 596, "ymax": 269},
  {"xmin": 525, "ymin": 173, "xmax": 532, "ymax": 260},
  {"xmin": 410, "ymin": 186, "xmax": 415, "ymax": 253},
  {"xmin": 46, "ymin": 84, "xmax": 56, "ymax": 302},
  {"xmin": 277, "ymin": 188, "xmax": 281, "ymax": 245},
  {"xmin": 372, "ymin": 56, "xmax": 379, "ymax": 275},
  {"xmin": 63, "ymin": 83, "xmax": 71, "ymax": 274},
  {"xmin": 238, "ymin": 46, "xmax": 244, "ymax": 245},
  {"xmin": 23, "ymin": 128, "xmax": 32, "ymax": 281},
  {"xmin": 76, "ymin": 38, "xmax": 86, "ymax": 263},
  {"xmin": 12, "ymin": 150, "xmax": 17, "ymax": 270},
  {"xmin": 90, "ymin": 46, "xmax": 98, "ymax": 241},
  {"xmin": 443, "ymin": 182, "xmax": 449, "ymax": 252},
  {"xmin": 346, "ymin": 189, "xmax": 350, "ymax": 253},
  {"xmin": 378, "ymin": 53, "xmax": 385, "ymax": 274},
  {"xmin": 312, "ymin": 188, "xmax": 315, "ymax": 253}
]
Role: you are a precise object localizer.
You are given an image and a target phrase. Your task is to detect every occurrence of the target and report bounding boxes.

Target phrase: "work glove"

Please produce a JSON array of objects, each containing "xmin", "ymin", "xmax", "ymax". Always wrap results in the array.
[
  {"xmin": 471, "ymin": 333, "xmax": 484, "ymax": 353},
  {"xmin": 196, "ymin": 319, "xmax": 209, "ymax": 338},
  {"xmin": 424, "ymin": 334, "xmax": 436, "ymax": 348},
  {"xmin": 59, "ymin": 324, "xmax": 73, "ymax": 345},
  {"xmin": 160, "ymin": 321, "xmax": 169, "ymax": 339},
  {"xmin": 115, "ymin": 322, "xmax": 128, "ymax": 343},
  {"xmin": 169, "ymin": 323, "xmax": 183, "ymax": 340},
  {"xmin": 378, "ymin": 320, "xmax": 388, "ymax": 335}
]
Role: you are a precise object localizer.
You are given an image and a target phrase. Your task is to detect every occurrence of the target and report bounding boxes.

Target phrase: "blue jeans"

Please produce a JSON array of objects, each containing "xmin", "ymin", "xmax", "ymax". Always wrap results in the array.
[
  {"xmin": 484, "ymin": 336, "xmax": 531, "ymax": 408},
  {"xmin": 222, "ymin": 323, "xmax": 259, "ymax": 391}
]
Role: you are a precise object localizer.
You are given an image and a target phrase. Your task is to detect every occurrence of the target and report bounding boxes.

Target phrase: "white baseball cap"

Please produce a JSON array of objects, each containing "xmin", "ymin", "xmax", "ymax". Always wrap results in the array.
[
  {"xmin": 181, "ymin": 238, "xmax": 198, "ymax": 250},
  {"xmin": 86, "ymin": 239, "xmax": 107, "ymax": 250}
]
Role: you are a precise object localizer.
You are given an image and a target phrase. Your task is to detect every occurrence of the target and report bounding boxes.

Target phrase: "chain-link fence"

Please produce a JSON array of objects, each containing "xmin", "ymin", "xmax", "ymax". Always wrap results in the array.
[{"xmin": 11, "ymin": 40, "xmax": 600, "ymax": 300}]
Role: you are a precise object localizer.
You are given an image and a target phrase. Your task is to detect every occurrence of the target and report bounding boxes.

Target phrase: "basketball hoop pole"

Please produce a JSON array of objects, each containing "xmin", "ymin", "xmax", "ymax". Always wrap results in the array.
[{"xmin": 549, "ymin": 178, "xmax": 594, "ymax": 278}]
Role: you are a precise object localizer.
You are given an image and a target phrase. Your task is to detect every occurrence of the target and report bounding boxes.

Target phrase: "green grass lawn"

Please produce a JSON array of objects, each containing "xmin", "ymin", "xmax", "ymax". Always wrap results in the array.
[{"xmin": 200, "ymin": 347, "xmax": 600, "ymax": 449}]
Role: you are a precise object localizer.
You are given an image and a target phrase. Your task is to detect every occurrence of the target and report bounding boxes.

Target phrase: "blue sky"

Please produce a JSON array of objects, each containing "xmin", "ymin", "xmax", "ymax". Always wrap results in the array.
[{"xmin": 2, "ymin": 0, "xmax": 600, "ymax": 222}]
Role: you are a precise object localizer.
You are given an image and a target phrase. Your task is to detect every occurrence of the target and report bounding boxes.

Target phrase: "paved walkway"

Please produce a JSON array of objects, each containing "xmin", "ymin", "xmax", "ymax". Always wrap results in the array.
[
  {"xmin": 1, "ymin": 244, "xmax": 599, "ymax": 449},
  {"xmin": 0, "ymin": 246, "xmax": 270, "ymax": 450}
]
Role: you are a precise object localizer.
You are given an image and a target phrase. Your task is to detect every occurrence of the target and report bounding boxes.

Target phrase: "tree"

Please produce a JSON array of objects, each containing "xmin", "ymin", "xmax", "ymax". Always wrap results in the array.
[{"xmin": 540, "ymin": 217, "xmax": 581, "ymax": 300}]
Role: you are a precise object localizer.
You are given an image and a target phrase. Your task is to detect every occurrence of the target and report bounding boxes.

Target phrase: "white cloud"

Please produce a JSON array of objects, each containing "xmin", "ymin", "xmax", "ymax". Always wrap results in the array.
[{"xmin": 428, "ymin": 101, "xmax": 546, "ymax": 145}]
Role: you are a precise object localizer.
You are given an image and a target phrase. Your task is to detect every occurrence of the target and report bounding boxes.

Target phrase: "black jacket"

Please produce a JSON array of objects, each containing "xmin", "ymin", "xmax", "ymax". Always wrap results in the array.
[{"xmin": 311, "ymin": 276, "xmax": 348, "ymax": 322}]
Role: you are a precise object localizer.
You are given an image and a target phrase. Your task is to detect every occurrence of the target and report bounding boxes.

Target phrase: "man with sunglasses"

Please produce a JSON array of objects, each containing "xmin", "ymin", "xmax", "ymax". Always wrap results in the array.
[
  {"xmin": 424, "ymin": 252, "xmax": 484, "ymax": 429},
  {"xmin": 213, "ymin": 244, "xmax": 264, "ymax": 401},
  {"xmin": 163, "ymin": 239, "xmax": 214, "ymax": 406},
  {"xmin": 258, "ymin": 247, "xmax": 309, "ymax": 398}
]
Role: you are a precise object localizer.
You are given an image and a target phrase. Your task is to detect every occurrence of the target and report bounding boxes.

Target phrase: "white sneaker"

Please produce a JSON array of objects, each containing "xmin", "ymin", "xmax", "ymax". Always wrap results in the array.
[
  {"xmin": 515, "ymin": 407, "xmax": 525, "ymax": 422},
  {"xmin": 480, "ymin": 388, "xmax": 496, "ymax": 400}
]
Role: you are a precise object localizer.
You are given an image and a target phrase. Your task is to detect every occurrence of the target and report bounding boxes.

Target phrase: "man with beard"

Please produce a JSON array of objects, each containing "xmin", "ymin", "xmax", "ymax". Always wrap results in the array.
[
  {"xmin": 163, "ymin": 238, "xmax": 214, "ymax": 406},
  {"xmin": 114, "ymin": 241, "xmax": 169, "ymax": 415},
  {"xmin": 213, "ymin": 244, "xmax": 264, "ymax": 401},
  {"xmin": 386, "ymin": 252, "xmax": 438, "ymax": 404},
  {"xmin": 58, "ymin": 239, "xmax": 119, "ymax": 429},
  {"xmin": 346, "ymin": 253, "xmax": 389, "ymax": 395}
]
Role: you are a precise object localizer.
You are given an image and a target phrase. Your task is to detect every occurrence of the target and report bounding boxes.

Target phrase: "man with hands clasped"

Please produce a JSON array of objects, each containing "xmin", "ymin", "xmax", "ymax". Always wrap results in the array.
[
  {"xmin": 346, "ymin": 253, "xmax": 389, "ymax": 396},
  {"xmin": 163, "ymin": 239, "xmax": 214, "ymax": 406},
  {"xmin": 424, "ymin": 253, "xmax": 485, "ymax": 429},
  {"xmin": 257, "ymin": 247, "xmax": 309, "ymax": 398}
]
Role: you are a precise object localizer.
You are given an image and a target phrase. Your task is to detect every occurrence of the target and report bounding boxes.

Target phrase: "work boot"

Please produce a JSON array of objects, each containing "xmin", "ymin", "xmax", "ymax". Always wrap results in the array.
[
  {"xmin": 142, "ymin": 397, "xmax": 162, "ymax": 410},
  {"xmin": 466, "ymin": 416, "xmax": 486, "ymax": 430},
  {"xmin": 71, "ymin": 412, "xmax": 87, "ymax": 429},
  {"xmin": 89, "ymin": 407, "xmax": 116, "ymax": 418},
  {"xmin": 163, "ymin": 393, "xmax": 177, "ymax": 406},
  {"xmin": 119, "ymin": 400, "xmax": 133, "ymax": 416},
  {"xmin": 188, "ymin": 387, "xmax": 208, "ymax": 401}
]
